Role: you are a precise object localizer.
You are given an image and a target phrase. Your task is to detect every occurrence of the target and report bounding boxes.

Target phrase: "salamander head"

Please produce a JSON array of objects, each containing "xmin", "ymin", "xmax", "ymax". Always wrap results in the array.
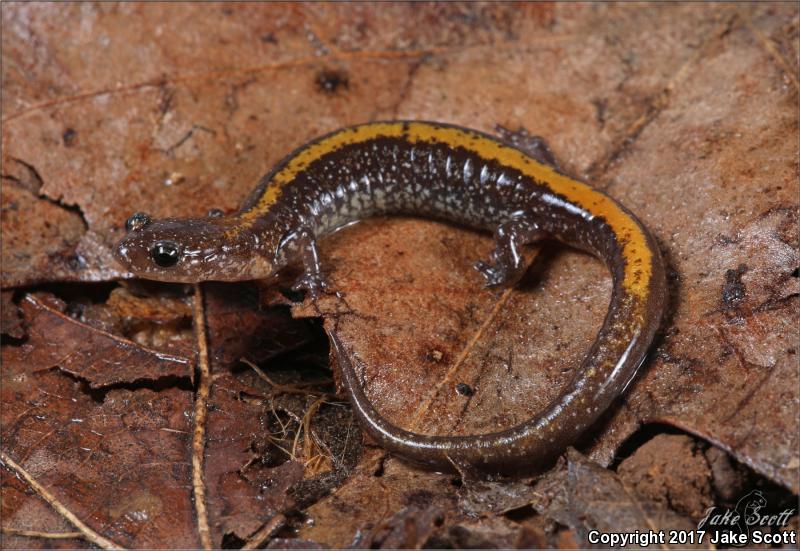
[{"xmin": 115, "ymin": 212, "xmax": 275, "ymax": 283}]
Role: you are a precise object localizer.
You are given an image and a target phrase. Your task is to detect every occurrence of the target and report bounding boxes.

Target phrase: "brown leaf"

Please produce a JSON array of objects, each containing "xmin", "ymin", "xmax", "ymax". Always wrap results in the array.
[
  {"xmin": 66, "ymin": 284, "xmax": 198, "ymax": 363},
  {"xmin": 450, "ymin": 516, "xmax": 556, "ymax": 549},
  {"xmin": 199, "ymin": 282, "xmax": 342, "ymax": 545},
  {"xmin": 17, "ymin": 294, "xmax": 193, "ymax": 388},
  {"xmin": 351, "ymin": 505, "xmax": 443, "ymax": 549},
  {"xmin": 307, "ymin": 223, "xmax": 603, "ymax": 446},
  {"xmin": 586, "ymin": 11, "xmax": 800, "ymax": 489},
  {"xmin": 0, "ymin": 176, "xmax": 88, "ymax": 287},
  {"xmin": 455, "ymin": 465, "xmax": 539, "ymax": 517},
  {"xmin": 297, "ymin": 450, "xmax": 465, "ymax": 548},
  {"xmin": 202, "ymin": 362, "xmax": 305, "ymax": 545},
  {"xmin": 531, "ymin": 449, "xmax": 708, "ymax": 548},
  {"xmin": 0, "ymin": 3, "xmax": 730, "ymax": 287},
  {"xmin": 1, "ymin": 346, "xmax": 198, "ymax": 547},
  {"xmin": 2, "ymin": 2, "xmax": 426, "ymax": 286},
  {"xmin": 0, "ymin": 468, "xmax": 84, "ymax": 549}
]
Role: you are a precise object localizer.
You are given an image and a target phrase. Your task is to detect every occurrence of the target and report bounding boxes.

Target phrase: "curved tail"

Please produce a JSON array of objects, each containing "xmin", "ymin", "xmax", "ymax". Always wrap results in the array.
[{"xmin": 330, "ymin": 208, "xmax": 666, "ymax": 473}]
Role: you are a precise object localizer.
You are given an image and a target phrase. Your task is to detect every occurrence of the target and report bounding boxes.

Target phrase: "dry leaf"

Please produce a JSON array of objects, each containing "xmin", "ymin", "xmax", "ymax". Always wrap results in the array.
[
  {"xmin": 531, "ymin": 449, "xmax": 709, "ymax": 548},
  {"xmin": 17, "ymin": 293, "xmax": 193, "ymax": 388}
]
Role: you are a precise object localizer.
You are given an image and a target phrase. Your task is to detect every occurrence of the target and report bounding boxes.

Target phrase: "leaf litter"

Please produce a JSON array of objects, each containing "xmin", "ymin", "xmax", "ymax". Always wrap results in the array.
[{"xmin": 2, "ymin": 2, "xmax": 798, "ymax": 548}]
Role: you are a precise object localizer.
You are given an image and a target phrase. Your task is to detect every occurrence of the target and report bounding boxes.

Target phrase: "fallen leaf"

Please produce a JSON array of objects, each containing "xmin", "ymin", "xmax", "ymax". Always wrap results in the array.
[
  {"xmin": 531, "ymin": 449, "xmax": 708, "ymax": 548},
  {"xmin": 17, "ymin": 293, "xmax": 193, "ymax": 388},
  {"xmin": 0, "ymin": 468, "xmax": 83, "ymax": 550},
  {"xmin": 351, "ymin": 505, "xmax": 443, "ymax": 549},
  {"xmin": 1, "ymin": 346, "xmax": 198, "ymax": 548}
]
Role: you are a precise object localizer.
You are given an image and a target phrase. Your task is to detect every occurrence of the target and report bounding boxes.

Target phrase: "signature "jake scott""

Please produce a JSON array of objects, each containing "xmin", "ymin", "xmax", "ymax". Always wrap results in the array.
[{"xmin": 698, "ymin": 490, "xmax": 796, "ymax": 547}]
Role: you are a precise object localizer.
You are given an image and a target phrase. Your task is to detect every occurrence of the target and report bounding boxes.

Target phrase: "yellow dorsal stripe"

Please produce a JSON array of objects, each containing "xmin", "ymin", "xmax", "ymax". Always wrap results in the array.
[{"xmin": 242, "ymin": 122, "xmax": 653, "ymax": 301}]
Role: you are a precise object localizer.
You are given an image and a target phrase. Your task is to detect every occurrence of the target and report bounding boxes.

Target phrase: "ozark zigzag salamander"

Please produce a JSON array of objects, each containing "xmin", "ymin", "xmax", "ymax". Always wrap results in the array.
[{"xmin": 115, "ymin": 121, "xmax": 667, "ymax": 473}]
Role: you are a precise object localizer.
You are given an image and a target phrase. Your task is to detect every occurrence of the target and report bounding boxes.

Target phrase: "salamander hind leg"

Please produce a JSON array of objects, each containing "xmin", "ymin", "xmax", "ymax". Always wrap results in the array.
[
  {"xmin": 276, "ymin": 226, "xmax": 330, "ymax": 299},
  {"xmin": 474, "ymin": 218, "xmax": 545, "ymax": 288},
  {"xmin": 494, "ymin": 124, "xmax": 560, "ymax": 171}
]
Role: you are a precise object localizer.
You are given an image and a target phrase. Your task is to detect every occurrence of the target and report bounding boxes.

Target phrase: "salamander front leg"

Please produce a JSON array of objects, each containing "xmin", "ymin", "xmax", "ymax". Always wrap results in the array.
[
  {"xmin": 276, "ymin": 227, "xmax": 330, "ymax": 299},
  {"xmin": 475, "ymin": 218, "xmax": 544, "ymax": 288}
]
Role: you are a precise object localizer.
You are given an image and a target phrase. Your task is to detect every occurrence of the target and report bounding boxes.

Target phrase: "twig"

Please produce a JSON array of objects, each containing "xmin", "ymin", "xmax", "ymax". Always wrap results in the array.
[
  {"xmin": 240, "ymin": 357, "xmax": 335, "ymax": 398},
  {"xmin": 265, "ymin": 435, "xmax": 295, "ymax": 460},
  {"xmin": 291, "ymin": 394, "xmax": 329, "ymax": 462},
  {"xmin": 337, "ymin": 416, "xmax": 355, "ymax": 466},
  {"xmin": 269, "ymin": 402, "xmax": 291, "ymax": 435},
  {"xmin": 301, "ymin": 396, "xmax": 329, "ymax": 474},
  {"xmin": 191, "ymin": 284, "xmax": 213, "ymax": 550},
  {"xmin": 738, "ymin": 8, "xmax": 799, "ymax": 92},
  {"xmin": 240, "ymin": 513, "xmax": 286, "ymax": 550},
  {"xmin": 1, "ymin": 526, "xmax": 83, "ymax": 540},
  {"xmin": 0, "ymin": 451, "xmax": 124, "ymax": 549}
]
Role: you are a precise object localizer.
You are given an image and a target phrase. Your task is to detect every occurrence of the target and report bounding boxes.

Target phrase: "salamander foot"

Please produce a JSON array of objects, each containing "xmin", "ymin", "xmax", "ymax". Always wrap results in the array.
[
  {"xmin": 474, "ymin": 218, "xmax": 544, "ymax": 288},
  {"xmin": 494, "ymin": 124, "xmax": 560, "ymax": 171},
  {"xmin": 291, "ymin": 271, "xmax": 331, "ymax": 300}
]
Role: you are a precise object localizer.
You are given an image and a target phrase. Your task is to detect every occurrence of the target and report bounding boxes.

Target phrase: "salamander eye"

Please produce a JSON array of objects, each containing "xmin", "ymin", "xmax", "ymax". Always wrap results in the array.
[
  {"xmin": 150, "ymin": 241, "xmax": 181, "ymax": 267},
  {"xmin": 125, "ymin": 212, "xmax": 151, "ymax": 232},
  {"xmin": 207, "ymin": 208, "xmax": 224, "ymax": 218}
]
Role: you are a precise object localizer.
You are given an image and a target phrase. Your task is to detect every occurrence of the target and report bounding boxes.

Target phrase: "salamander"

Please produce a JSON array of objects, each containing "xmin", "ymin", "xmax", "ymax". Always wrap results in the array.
[{"xmin": 115, "ymin": 121, "xmax": 666, "ymax": 473}]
